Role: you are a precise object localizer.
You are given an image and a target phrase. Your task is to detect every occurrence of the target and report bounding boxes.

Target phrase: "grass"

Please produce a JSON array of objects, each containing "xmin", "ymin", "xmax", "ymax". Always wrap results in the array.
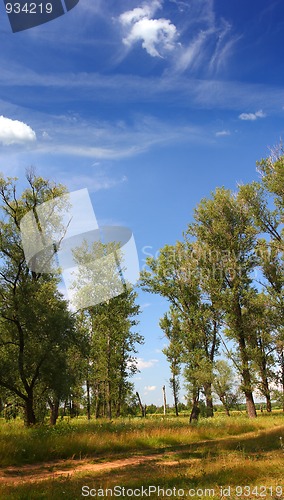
[{"xmin": 0, "ymin": 413, "xmax": 283, "ymax": 499}]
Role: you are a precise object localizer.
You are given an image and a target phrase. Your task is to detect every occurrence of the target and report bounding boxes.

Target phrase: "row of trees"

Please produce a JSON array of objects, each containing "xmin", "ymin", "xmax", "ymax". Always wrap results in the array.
[
  {"xmin": 0, "ymin": 173, "xmax": 143, "ymax": 426},
  {"xmin": 141, "ymin": 149, "xmax": 283, "ymax": 420}
]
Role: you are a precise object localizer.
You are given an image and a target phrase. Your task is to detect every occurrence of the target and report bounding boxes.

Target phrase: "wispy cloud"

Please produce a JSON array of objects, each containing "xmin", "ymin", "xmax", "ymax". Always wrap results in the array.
[
  {"xmin": 2, "ymin": 110, "xmax": 206, "ymax": 163},
  {"xmin": 140, "ymin": 302, "xmax": 151, "ymax": 309},
  {"xmin": 0, "ymin": 116, "xmax": 36, "ymax": 145},
  {"xmin": 215, "ymin": 130, "xmax": 231, "ymax": 137},
  {"xmin": 59, "ymin": 172, "xmax": 127, "ymax": 193},
  {"xmin": 238, "ymin": 110, "xmax": 266, "ymax": 121},
  {"xmin": 1, "ymin": 64, "xmax": 284, "ymax": 115},
  {"xmin": 172, "ymin": 0, "xmax": 239, "ymax": 75},
  {"xmin": 119, "ymin": 1, "xmax": 177, "ymax": 58}
]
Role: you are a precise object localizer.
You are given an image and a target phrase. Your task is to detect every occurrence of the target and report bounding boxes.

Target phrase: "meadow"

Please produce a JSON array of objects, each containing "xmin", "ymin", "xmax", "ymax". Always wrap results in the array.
[{"xmin": 0, "ymin": 412, "xmax": 283, "ymax": 499}]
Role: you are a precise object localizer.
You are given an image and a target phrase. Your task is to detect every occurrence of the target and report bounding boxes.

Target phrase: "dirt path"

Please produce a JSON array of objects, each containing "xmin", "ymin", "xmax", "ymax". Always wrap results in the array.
[
  {"xmin": 1, "ymin": 424, "xmax": 283, "ymax": 486},
  {"xmin": 0, "ymin": 453, "xmax": 171, "ymax": 485}
]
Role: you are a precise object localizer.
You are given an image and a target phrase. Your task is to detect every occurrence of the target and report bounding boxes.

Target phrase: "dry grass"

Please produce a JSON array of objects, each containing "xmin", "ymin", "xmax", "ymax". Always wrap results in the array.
[{"xmin": 0, "ymin": 413, "xmax": 283, "ymax": 499}]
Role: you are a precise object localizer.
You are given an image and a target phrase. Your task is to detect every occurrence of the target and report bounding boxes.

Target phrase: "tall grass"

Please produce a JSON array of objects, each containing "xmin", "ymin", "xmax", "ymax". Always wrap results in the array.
[
  {"xmin": 0, "ymin": 413, "xmax": 283, "ymax": 468},
  {"xmin": 0, "ymin": 414, "xmax": 283, "ymax": 499}
]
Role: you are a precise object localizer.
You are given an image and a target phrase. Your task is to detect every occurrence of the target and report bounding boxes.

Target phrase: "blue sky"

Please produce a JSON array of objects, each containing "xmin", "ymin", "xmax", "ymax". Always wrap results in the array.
[{"xmin": 1, "ymin": 0, "xmax": 284, "ymax": 406}]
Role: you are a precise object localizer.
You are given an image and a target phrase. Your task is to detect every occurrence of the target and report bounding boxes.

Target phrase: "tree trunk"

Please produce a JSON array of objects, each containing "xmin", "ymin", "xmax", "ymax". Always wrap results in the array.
[
  {"xmin": 116, "ymin": 346, "xmax": 127, "ymax": 418},
  {"xmin": 106, "ymin": 334, "xmax": 112, "ymax": 420},
  {"xmin": 136, "ymin": 391, "xmax": 145, "ymax": 417},
  {"xmin": 244, "ymin": 389, "xmax": 257, "ymax": 418},
  {"xmin": 172, "ymin": 376, "xmax": 179, "ymax": 416},
  {"xmin": 93, "ymin": 383, "xmax": 101, "ymax": 419},
  {"xmin": 190, "ymin": 400, "xmax": 200, "ymax": 423},
  {"xmin": 261, "ymin": 376, "xmax": 272, "ymax": 412},
  {"xmin": 86, "ymin": 377, "xmax": 91, "ymax": 420},
  {"xmin": 106, "ymin": 380, "xmax": 112, "ymax": 420},
  {"xmin": 235, "ymin": 300, "xmax": 257, "ymax": 418},
  {"xmin": 220, "ymin": 395, "xmax": 230, "ymax": 416},
  {"xmin": 24, "ymin": 395, "xmax": 36, "ymax": 426},
  {"xmin": 280, "ymin": 350, "xmax": 284, "ymax": 412},
  {"xmin": 204, "ymin": 382, "xmax": 214, "ymax": 417},
  {"xmin": 257, "ymin": 335, "xmax": 272, "ymax": 412},
  {"xmin": 49, "ymin": 398, "xmax": 59, "ymax": 425},
  {"xmin": 162, "ymin": 385, "xmax": 167, "ymax": 415},
  {"xmin": 189, "ymin": 387, "xmax": 200, "ymax": 423}
]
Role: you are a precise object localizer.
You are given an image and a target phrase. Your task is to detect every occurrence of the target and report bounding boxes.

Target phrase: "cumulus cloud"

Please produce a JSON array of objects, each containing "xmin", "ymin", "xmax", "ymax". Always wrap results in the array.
[
  {"xmin": 119, "ymin": 0, "xmax": 161, "ymax": 25},
  {"xmin": 238, "ymin": 110, "xmax": 266, "ymax": 121},
  {"xmin": 0, "ymin": 116, "xmax": 36, "ymax": 145},
  {"xmin": 136, "ymin": 357, "xmax": 159, "ymax": 370},
  {"xmin": 119, "ymin": 1, "xmax": 177, "ymax": 58}
]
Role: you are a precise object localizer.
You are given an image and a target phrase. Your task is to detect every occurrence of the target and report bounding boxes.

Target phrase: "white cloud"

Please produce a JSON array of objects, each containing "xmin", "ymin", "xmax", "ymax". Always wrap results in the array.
[
  {"xmin": 119, "ymin": 2, "xmax": 177, "ymax": 58},
  {"xmin": 1, "ymin": 66, "xmax": 284, "ymax": 115},
  {"xmin": 61, "ymin": 173, "xmax": 127, "ymax": 193},
  {"xmin": 215, "ymin": 130, "xmax": 231, "ymax": 137},
  {"xmin": 175, "ymin": 30, "xmax": 211, "ymax": 73},
  {"xmin": 26, "ymin": 113, "xmax": 204, "ymax": 161},
  {"xmin": 136, "ymin": 357, "xmax": 159, "ymax": 370},
  {"xmin": 238, "ymin": 110, "xmax": 266, "ymax": 121},
  {"xmin": 0, "ymin": 116, "xmax": 36, "ymax": 145},
  {"xmin": 42, "ymin": 131, "xmax": 51, "ymax": 140},
  {"xmin": 119, "ymin": 1, "xmax": 161, "ymax": 26},
  {"xmin": 173, "ymin": 0, "xmax": 238, "ymax": 75},
  {"xmin": 140, "ymin": 302, "xmax": 151, "ymax": 309},
  {"xmin": 144, "ymin": 385, "xmax": 156, "ymax": 391}
]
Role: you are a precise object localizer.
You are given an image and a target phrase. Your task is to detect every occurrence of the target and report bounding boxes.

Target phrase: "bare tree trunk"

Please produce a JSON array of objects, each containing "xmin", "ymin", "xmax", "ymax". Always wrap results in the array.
[
  {"xmin": 86, "ymin": 377, "xmax": 91, "ymax": 420},
  {"xmin": 136, "ymin": 391, "xmax": 145, "ymax": 417},
  {"xmin": 162, "ymin": 385, "xmax": 167, "ymax": 415}
]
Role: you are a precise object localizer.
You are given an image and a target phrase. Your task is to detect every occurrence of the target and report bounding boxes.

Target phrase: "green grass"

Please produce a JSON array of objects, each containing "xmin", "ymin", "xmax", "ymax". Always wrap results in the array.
[
  {"xmin": 0, "ymin": 413, "xmax": 283, "ymax": 499},
  {"xmin": 0, "ymin": 413, "xmax": 279, "ymax": 467}
]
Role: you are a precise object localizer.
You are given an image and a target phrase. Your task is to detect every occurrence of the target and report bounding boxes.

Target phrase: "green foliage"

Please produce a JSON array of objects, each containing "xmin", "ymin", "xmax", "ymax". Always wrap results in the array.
[
  {"xmin": 71, "ymin": 239, "xmax": 143, "ymax": 419},
  {"xmin": 0, "ymin": 173, "xmax": 75, "ymax": 426}
]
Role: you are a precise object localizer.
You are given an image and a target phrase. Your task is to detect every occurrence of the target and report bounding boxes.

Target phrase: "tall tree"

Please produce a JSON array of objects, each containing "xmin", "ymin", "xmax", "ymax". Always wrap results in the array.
[
  {"xmin": 239, "ymin": 149, "xmax": 284, "ymax": 406},
  {"xmin": 161, "ymin": 308, "xmax": 182, "ymax": 416},
  {"xmin": 187, "ymin": 187, "xmax": 258, "ymax": 417},
  {"xmin": 140, "ymin": 241, "xmax": 220, "ymax": 421},
  {"xmin": 71, "ymin": 240, "xmax": 143, "ymax": 419},
  {"xmin": 0, "ymin": 173, "xmax": 74, "ymax": 425}
]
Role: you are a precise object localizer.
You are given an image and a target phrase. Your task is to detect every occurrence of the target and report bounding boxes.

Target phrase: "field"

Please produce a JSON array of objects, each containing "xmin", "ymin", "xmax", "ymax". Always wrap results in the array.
[{"xmin": 0, "ymin": 412, "xmax": 283, "ymax": 499}]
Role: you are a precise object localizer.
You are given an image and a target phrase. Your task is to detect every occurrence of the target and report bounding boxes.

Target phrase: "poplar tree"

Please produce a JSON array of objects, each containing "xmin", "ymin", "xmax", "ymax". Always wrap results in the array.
[
  {"xmin": 71, "ymin": 240, "xmax": 143, "ymax": 419},
  {"xmin": 140, "ymin": 241, "xmax": 220, "ymax": 421},
  {"xmin": 188, "ymin": 187, "xmax": 258, "ymax": 417},
  {"xmin": 0, "ymin": 173, "xmax": 74, "ymax": 425}
]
